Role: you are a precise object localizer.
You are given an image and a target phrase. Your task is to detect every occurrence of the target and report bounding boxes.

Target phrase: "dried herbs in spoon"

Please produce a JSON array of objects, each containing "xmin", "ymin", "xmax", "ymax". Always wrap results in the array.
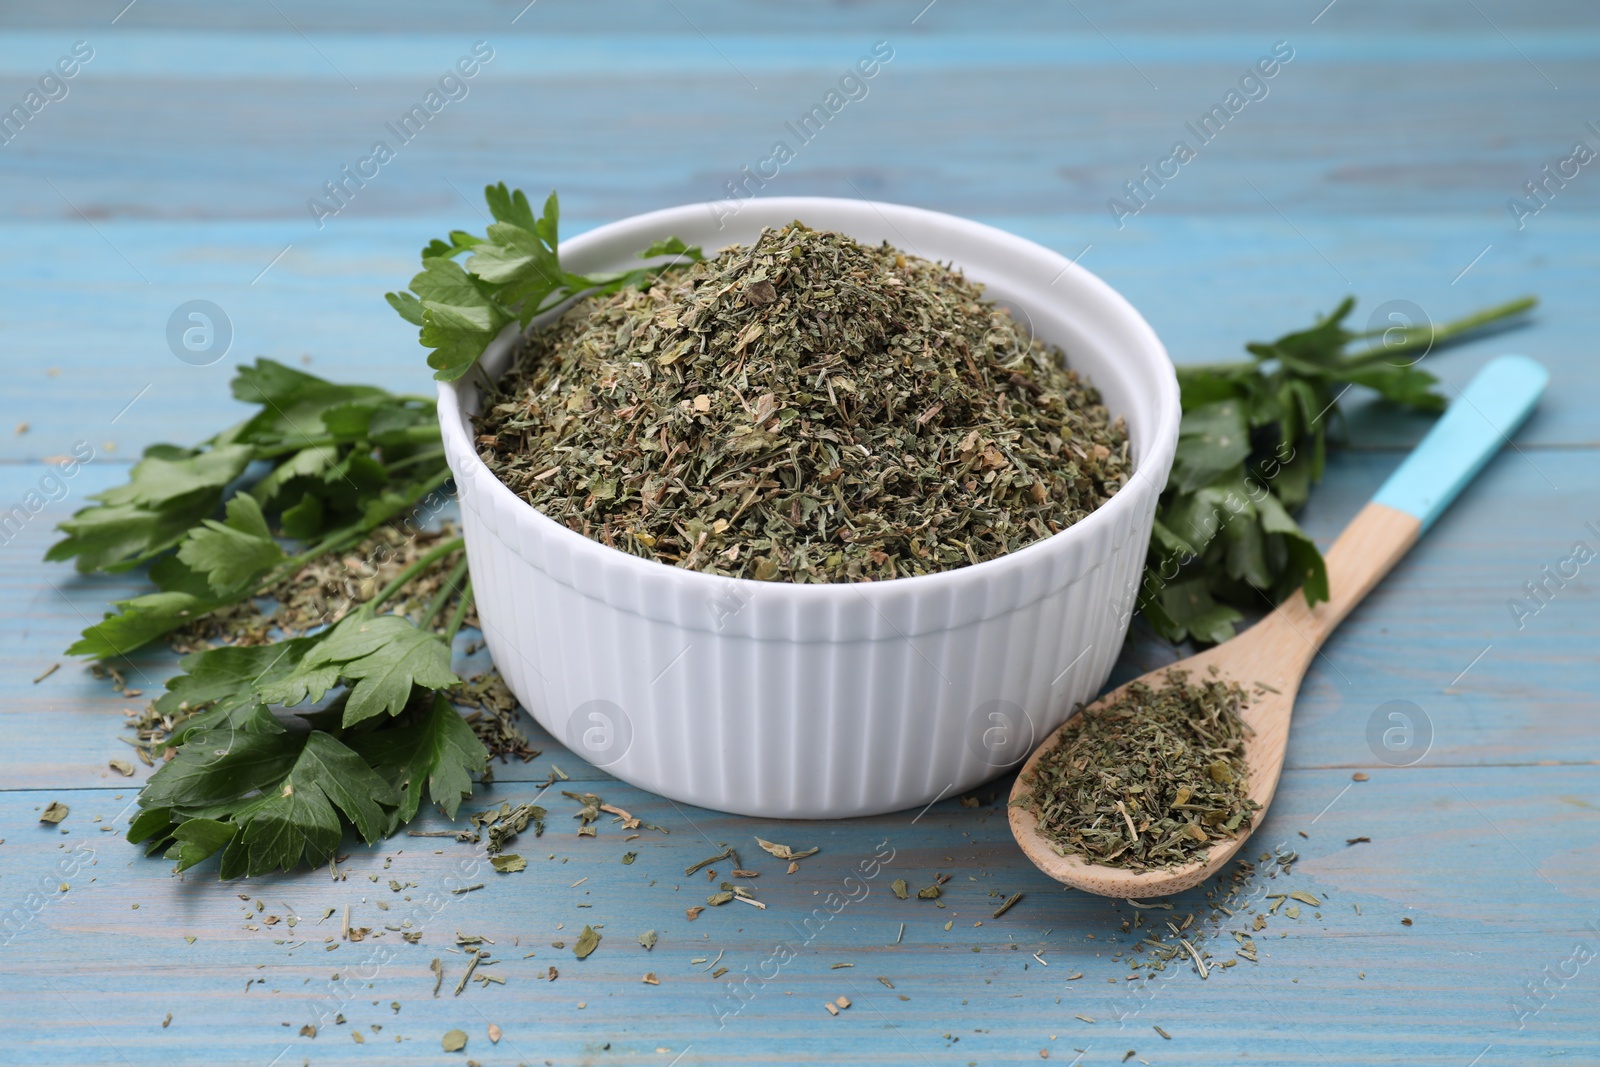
[{"xmin": 1017, "ymin": 670, "xmax": 1258, "ymax": 871}]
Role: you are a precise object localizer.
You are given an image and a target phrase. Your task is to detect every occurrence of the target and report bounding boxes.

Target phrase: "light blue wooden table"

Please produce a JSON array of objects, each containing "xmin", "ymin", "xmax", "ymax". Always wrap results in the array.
[{"xmin": 2, "ymin": 3, "xmax": 1596, "ymax": 1064}]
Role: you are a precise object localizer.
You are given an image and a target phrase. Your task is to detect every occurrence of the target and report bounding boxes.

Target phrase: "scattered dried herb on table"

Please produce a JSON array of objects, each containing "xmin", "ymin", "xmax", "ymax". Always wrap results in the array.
[
  {"xmin": 452, "ymin": 672, "xmax": 540, "ymax": 763},
  {"xmin": 475, "ymin": 222, "xmax": 1130, "ymax": 583},
  {"xmin": 1018, "ymin": 670, "xmax": 1258, "ymax": 871},
  {"xmin": 168, "ymin": 524, "xmax": 475, "ymax": 654}
]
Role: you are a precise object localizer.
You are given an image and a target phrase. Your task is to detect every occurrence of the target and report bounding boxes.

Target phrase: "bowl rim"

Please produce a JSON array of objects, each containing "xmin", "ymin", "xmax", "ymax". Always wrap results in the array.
[{"xmin": 437, "ymin": 195, "xmax": 1180, "ymax": 605}]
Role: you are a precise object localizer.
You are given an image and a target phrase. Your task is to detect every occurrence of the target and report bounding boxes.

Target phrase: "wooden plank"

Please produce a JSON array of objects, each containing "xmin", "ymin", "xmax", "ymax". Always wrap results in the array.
[
  {"xmin": 2, "ymin": 39, "xmax": 1596, "ymax": 223},
  {"xmin": 0, "ymin": 28, "xmax": 1595, "ymax": 80},
  {"xmin": 3, "ymin": 0, "xmax": 1596, "ymax": 34},
  {"xmin": 1, "ymin": 766, "xmax": 1595, "ymax": 1065},
  {"xmin": 5, "ymin": 444, "xmax": 1595, "ymax": 790},
  {"xmin": 0, "ymin": 213, "xmax": 1594, "ymax": 463}
]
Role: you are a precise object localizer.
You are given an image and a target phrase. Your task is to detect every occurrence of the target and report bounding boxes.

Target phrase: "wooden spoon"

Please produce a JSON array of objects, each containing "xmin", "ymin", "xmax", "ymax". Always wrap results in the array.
[{"xmin": 1008, "ymin": 354, "xmax": 1548, "ymax": 898}]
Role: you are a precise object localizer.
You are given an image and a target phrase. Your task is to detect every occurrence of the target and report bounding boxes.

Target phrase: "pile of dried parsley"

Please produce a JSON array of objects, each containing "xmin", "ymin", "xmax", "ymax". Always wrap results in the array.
[
  {"xmin": 1018, "ymin": 670, "xmax": 1259, "ymax": 871},
  {"xmin": 474, "ymin": 222, "xmax": 1130, "ymax": 583}
]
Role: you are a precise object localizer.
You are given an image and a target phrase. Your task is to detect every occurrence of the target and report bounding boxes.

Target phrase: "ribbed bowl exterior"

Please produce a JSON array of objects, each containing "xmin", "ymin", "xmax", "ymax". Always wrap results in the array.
[{"xmin": 439, "ymin": 198, "xmax": 1179, "ymax": 819}]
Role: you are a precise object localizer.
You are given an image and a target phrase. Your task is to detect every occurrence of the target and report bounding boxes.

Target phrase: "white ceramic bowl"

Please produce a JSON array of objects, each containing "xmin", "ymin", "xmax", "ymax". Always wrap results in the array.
[{"xmin": 438, "ymin": 197, "xmax": 1179, "ymax": 819}]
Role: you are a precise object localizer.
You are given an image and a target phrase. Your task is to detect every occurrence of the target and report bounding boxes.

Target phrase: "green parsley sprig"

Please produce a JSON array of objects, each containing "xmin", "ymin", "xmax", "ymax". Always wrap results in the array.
[
  {"xmin": 51, "ymin": 184, "xmax": 701, "ymax": 879},
  {"xmin": 49, "ymin": 358, "xmax": 449, "ymax": 658},
  {"xmin": 47, "ymin": 356, "xmax": 484, "ymax": 876},
  {"xmin": 1141, "ymin": 294, "xmax": 1537, "ymax": 644},
  {"xmin": 385, "ymin": 183, "xmax": 702, "ymax": 381},
  {"xmin": 124, "ymin": 550, "xmax": 485, "ymax": 877}
]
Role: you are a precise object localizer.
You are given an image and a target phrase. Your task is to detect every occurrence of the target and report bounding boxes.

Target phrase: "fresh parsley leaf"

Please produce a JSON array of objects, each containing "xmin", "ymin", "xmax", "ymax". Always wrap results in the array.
[
  {"xmin": 465, "ymin": 218, "xmax": 560, "ymax": 295},
  {"xmin": 130, "ymin": 688, "xmax": 485, "ymax": 876},
  {"xmin": 248, "ymin": 444, "xmax": 338, "ymax": 508},
  {"xmin": 1169, "ymin": 400, "xmax": 1252, "ymax": 495},
  {"xmin": 220, "ymin": 730, "xmax": 398, "ymax": 873},
  {"xmin": 1337, "ymin": 362, "xmax": 1446, "ymax": 412},
  {"xmin": 227, "ymin": 359, "xmax": 389, "ymax": 450},
  {"xmin": 46, "ymin": 443, "xmax": 254, "ymax": 572},
  {"xmin": 126, "ymin": 805, "xmax": 178, "ymax": 852},
  {"xmin": 388, "ymin": 184, "xmax": 700, "ymax": 382},
  {"xmin": 1257, "ymin": 491, "xmax": 1328, "ymax": 604},
  {"xmin": 133, "ymin": 707, "xmax": 402, "ymax": 876},
  {"xmin": 128, "ymin": 597, "xmax": 482, "ymax": 875},
  {"xmin": 52, "ymin": 358, "xmax": 453, "ymax": 658},
  {"xmin": 351, "ymin": 692, "xmax": 487, "ymax": 824},
  {"xmin": 278, "ymin": 490, "xmax": 326, "ymax": 540},
  {"xmin": 176, "ymin": 493, "xmax": 285, "ymax": 595},
  {"xmin": 167, "ymin": 818, "xmax": 238, "ymax": 872},
  {"xmin": 139, "ymin": 705, "xmax": 303, "ymax": 814},
  {"xmin": 311, "ymin": 613, "xmax": 461, "ymax": 726},
  {"xmin": 406, "ymin": 257, "xmax": 513, "ymax": 381},
  {"xmin": 486, "ymin": 183, "xmax": 547, "ymax": 231},
  {"xmin": 255, "ymin": 610, "xmax": 460, "ymax": 726},
  {"xmin": 153, "ymin": 637, "xmax": 324, "ymax": 719},
  {"xmin": 65, "ymin": 555, "xmax": 230, "ymax": 659},
  {"xmin": 385, "ymin": 288, "xmax": 426, "ymax": 326},
  {"xmin": 1148, "ymin": 577, "xmax": 1245, "ymax": 647}
]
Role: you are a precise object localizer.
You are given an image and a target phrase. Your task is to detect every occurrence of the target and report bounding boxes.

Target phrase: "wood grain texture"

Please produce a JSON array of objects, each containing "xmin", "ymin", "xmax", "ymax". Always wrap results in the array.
[
  {"xmin": 4, "ymin": 768, "xmax": 1598, "ymax": 1066},
  {"xmin": 1, "ymin": 3, "xmax": 1597, "ymax": 1064},
  {"xmin": 0, "ymin": 217, "xmax": 1593, "ymax": 458}
]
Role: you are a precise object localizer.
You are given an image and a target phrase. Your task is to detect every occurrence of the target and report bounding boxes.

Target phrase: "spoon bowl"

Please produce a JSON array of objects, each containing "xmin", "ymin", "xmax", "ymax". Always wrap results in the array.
[{"xmin": 1007, "ymin": 503, "xmax": 1415, "ymax": 897}]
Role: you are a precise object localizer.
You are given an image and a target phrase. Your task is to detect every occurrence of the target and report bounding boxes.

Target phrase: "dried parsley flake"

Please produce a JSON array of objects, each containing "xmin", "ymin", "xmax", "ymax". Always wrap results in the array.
[
  {"xmin": 476, "ymin": 223, "xmax": 1129, "ymax": 584},
  {"xmin": 1018, "ymin": 670, "xmax": 1259, "ymax": 871}
]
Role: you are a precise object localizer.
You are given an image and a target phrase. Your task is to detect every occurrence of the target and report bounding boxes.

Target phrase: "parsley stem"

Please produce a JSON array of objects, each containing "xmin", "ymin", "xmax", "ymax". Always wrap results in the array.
[
  {"xmin": 444, "ymin": 580, "xmax": 474, "ymax": 642},
  {"xmin": 369, "ymin": 536, "xmax": 465, "ymax": 611},
  {"xmin": 1344, "ymin": 295, "xmax": 1537, "ymax": 364},
  {"xmin": 278, "ymin": 466, "xmax": 455, "ymax": 572},
  {"xmin": 384, "ymin": 449, "xmax": 447, "ymax": 473},
  {"xmin": 420, "ymin": 555, "xmax": 470, "ymax": 629},
  {"xmin": 251, "ymin": 425, "xmax": 440, "ymax": 459},
  {"xmin": 1175, "ymin": 296, "xmax": 1537, "ymax": 379}
]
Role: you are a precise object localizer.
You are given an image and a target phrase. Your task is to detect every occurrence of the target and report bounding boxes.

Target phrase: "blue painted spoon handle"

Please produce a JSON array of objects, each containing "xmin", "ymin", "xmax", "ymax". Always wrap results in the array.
[
  {"xmin": 1372, "ymin": 353, "xmax": 1549, "ymax": 531},
  {"xmin": 1271, "ymin": 354, "xmax": 1548, "ymax": 648}
]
